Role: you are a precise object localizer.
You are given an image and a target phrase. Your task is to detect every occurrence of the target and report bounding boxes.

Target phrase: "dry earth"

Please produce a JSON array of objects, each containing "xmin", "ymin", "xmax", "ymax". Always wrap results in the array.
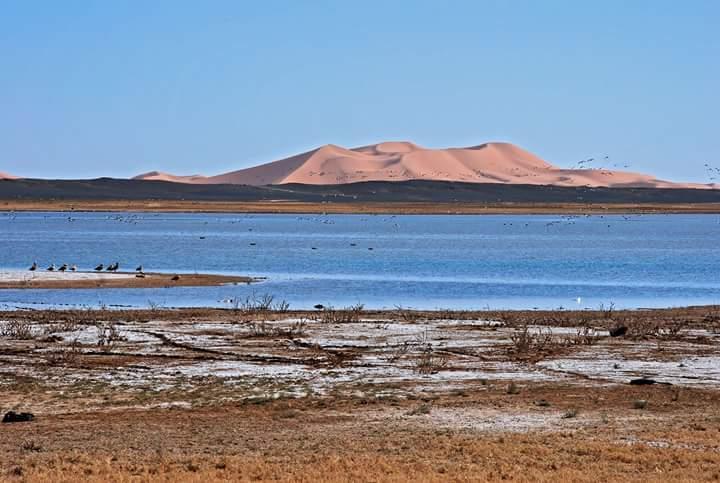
[
  {"xmin": 2, "ymin": 306, "xmax": 720, "ymax": 481},
  {"xmin": 3, "ymin": 200, "xmax": 720, "ymax": 214}
]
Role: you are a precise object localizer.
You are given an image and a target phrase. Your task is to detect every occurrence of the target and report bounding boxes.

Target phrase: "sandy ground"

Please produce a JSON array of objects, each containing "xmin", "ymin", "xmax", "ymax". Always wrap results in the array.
[
  {"xmin": 0, "ymin": 271, "xmax": 255, "ymax": 289},
  {"xmin": 3, "ymin": 199, "xmax": 720, "ymax": 214},
  {"xmin": 1, "ymin": 306, "xmax": 720, "ymax": 481}
]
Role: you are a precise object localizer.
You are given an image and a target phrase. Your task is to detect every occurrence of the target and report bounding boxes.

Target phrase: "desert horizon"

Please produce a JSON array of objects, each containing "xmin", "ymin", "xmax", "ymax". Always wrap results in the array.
[{"xmin": 4, "ymin": 140, "xmax": 718, "ymax": 191}]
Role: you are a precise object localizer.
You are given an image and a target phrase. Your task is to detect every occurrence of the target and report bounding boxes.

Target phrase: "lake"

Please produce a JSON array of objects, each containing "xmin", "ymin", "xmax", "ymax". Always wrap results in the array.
[{"xmin": 1, "ymin": 211, "xmax": 719, "ymax": 310}]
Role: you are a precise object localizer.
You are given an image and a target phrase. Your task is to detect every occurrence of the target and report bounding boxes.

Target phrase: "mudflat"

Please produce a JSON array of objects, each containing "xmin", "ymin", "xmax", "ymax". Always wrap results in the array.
[{"xmin": 2, "ymin": 306, "xmax": 719, "ymax": 481}]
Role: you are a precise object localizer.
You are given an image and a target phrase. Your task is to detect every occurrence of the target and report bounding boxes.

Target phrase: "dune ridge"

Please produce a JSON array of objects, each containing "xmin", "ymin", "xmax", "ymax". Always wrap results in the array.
[
  {"xmin": 133, "ymin": 141, "xmax": 713, "ymax": 189},
  {"xmin": 0, "ymin": 172, "xmax": 18, "ymax": 180}
]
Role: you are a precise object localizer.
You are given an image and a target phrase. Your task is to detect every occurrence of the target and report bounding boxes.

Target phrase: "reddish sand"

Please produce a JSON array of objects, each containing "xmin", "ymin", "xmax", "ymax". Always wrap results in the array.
[
  {"xmin": 133, "ymin": 141, "xmax": 715, "ymax": 189},
  {"xmin": 132, "ymin": 171, "xmax": 208, "ymax": 183},
  {"xmin": 0, "ymin": 171, "xmax": 18, "ymax": 180}
]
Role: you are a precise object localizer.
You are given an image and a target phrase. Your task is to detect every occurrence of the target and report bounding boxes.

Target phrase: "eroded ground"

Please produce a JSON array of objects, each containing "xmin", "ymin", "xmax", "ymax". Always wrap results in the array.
[{"xmin": 2, "ymin": 307, "xmax": 720, "ymax": 481}]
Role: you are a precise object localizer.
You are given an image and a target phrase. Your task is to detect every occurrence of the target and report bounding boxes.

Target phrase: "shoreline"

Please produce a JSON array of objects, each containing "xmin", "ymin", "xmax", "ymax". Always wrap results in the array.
[
  {"xmin": 2, "ymin": 304, "xmax": 717, "ymax": 318},
  {"xmin": 0, "ymin": 271, "xmax": 256, "ymax": 290},
  {"xmin": 3, "ymin": 199, "xmax": 720, "ymax": 214}
]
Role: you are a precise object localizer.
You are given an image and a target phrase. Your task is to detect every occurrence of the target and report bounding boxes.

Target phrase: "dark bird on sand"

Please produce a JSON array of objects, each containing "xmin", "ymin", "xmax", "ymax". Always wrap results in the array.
[
  {"xmin": 94, "ymin": 264, "xmax": 104, "ymax": 271},
  {"xmin": 29, "ymin": 262, "xmax": 37, "ymax": 271},
  {"xmin": 58, "ymin": 264, "xmax": 68, "ymax": 272},
  {"xmin": 46, "ymin": 264, "xmax": 55, "ymax": 271},
  {"xmin": 171, "ymin": 275, "xmax": 180, "ymax": 281},
  {"xmin": 135, "ymin": 265, "xmax": 143, "ymax": 272}
]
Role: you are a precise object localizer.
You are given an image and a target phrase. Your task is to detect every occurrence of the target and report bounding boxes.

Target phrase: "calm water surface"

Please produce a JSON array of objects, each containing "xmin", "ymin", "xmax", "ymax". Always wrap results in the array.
[{"xmin": 1, "ymin": 212, "xmax": 719, "ymax": 310}]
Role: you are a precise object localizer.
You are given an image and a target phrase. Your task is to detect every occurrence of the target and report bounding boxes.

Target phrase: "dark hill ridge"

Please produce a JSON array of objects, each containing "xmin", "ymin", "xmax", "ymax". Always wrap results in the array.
[{"xmin": 1, "ymin": 178, "xmax": 720, "ymax": 204}]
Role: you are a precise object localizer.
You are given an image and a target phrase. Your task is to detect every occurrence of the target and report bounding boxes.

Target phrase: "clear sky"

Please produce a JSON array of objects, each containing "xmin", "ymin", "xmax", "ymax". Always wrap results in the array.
[{"xmin": 1, "ymin": 0, "xmax": 718, "ymax": 181}]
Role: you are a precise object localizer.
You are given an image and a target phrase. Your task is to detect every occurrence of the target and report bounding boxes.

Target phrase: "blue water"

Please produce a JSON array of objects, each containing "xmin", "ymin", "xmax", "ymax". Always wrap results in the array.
[{"xmin": 1, "ymin": 211, "xmax": 719, "ymax": 310}]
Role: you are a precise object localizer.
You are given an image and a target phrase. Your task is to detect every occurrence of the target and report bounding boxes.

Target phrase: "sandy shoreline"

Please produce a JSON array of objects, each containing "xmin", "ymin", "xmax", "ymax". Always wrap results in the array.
[
  {"xmin": 3, "ymin": 199, "xmax": 720, "ymax": 214},
  {"xmin": 0, "ymin": 270, "xmax": 255, "ymax": 289}
]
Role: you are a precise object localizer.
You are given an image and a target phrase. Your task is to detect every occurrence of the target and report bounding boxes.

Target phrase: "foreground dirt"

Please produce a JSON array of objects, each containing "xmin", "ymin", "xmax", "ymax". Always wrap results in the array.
[
  {"xmin": 3, "ymin": 199, "xmax": 720, "ymax": 214},
  {"xmin": 2, "ymin": 306, "xmax": 720, "ymax": 481},
  {"xmin": 0, "ymin": 272, "xmax": 255, "ymax": 290}
]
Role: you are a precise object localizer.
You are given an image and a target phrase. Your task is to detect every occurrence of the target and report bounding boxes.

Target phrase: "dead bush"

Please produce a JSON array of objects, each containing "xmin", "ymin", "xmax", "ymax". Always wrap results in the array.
[
  {"xmin": 45, "ymin": 340, "xmax": 83, "ymax": 366},
  {"xmin": 413, "ymin": 347, "xmax": 449, "ymax": 374},
  {"xmin": 564, "ymin": 326, "xmax": 599, "ymax": 345},
  {"xmin": 246, "ymin": 318, "xmax": 308, "ymax": 339},
  {"xmin": 319, "ymin": 304, "xmax": 364, "ymax": 324},
  {"xmin": 0, "ymin": 319, "xmax": 35, "ymax": 340},
  {"xmin": 394, "ymin": 305, "xmax": 421, "ymax": 323},
  {"xmin": 96, "ymin": 323, "xmax": 124, "ymax": 350},
  {"xmin": 509, "ymin": 326, "xmax": 557, "ymax": 355},
  {"xmin": 230, "ymin": 292, "xmax": 290, "ymax": 315}
]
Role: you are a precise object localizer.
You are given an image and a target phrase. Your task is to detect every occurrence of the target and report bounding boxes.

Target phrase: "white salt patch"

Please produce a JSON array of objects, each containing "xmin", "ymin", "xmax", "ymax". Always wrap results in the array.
[
  {"xmin": 0, "ymin": 270, "xmax": 134, "ymax": 282},
  {"xmin": 539, "ymin": 354, "xmax": 720, "ymax": 386}
]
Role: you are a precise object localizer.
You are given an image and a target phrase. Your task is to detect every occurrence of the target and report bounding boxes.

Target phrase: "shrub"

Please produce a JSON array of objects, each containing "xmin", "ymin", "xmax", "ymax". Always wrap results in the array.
[
  {"xmin": 0, "ymin": 319, "xmax": 35, "ymax": 340},
  {"xmin": 319, "ymin": 304, "xmax": 364, "ymax": 324}
]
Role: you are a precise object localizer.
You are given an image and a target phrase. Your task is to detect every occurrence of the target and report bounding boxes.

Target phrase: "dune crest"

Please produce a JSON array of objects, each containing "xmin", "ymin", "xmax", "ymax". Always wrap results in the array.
[
  {"xmin": 133, "ymin": 171, "xmax": 208, "ymax": 183},
  {"xmin": 133, "ymin": 142, "xmax": 712, "ymax": 189}
]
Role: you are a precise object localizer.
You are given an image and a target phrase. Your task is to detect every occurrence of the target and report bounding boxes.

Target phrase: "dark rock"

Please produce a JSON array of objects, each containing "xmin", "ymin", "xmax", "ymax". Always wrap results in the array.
[
  {"xmin": 609, "ymin": 326, "xmax": 628, "ymax": 337},
  {"xmin": 629, "ymin": 378, "xmax": 671, "ymax": 386},
  {"xmin": 2, "ymin": 411, "xmax": 34, "ymax": 423}
]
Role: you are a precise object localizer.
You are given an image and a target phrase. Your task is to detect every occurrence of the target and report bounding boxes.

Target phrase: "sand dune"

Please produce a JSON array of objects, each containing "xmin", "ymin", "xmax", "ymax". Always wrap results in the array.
[
  {"xmin": 133, "ymin": 141, "xmax": 713, "ymax": 189},
  {"xmin": 132, "ymin": 171, "xmax": 208, "ymax": 183},
  {"xmin": 0, "ymin": 172, "xmax": 18, "ymax": 180}
]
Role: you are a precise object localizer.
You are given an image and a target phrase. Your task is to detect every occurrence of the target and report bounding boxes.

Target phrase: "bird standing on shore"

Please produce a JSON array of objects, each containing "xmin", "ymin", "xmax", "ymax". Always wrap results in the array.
[
  {"xmin": 135, "ymin": 265, "xmax": 143, "ymax": 273},
  {"xmin": 46, "ymin": 264, "xmax": 56, "ymax": 271},
  {"xmin": 29, "ymin": 262, "xmax": 37, "ymax": 271},
  {"xmin": 58, "ymin": 264, "xmax": 68, "ymax": 272},
  {"xmin": 70, "ymin": 265, "xmax": 77, "ymax": 271},
  {"xmin": 94, "ymin": 264, "xmax": 104, "ymax": 271}
]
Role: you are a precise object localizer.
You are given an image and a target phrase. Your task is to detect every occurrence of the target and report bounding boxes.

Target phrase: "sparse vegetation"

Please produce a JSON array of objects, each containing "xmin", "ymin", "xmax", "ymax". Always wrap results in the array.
[
  {"xmin": 96, "ymin": 322, "xmax": 124, "ymax": 350},
  {"xmin": 0, "ymin": 319, "xmax": 35, "ymax": 340},
  {"xmin": 230, "ymin": 292, "xmax": 290, "ymax": 315},
  {"xmin": 318, "ymin": 304, "xmax": 364, "ymax": 324},
  {"xmin": 413, "ymin": 347, "xmax": 449, "ymax": 374},
  {"xmin": 508, "ymin": 325, "xmax": 558, "ymax": 358},
  {"xmin": 45, "ymin": 339, "xmax": 83, "ymax": 365}
]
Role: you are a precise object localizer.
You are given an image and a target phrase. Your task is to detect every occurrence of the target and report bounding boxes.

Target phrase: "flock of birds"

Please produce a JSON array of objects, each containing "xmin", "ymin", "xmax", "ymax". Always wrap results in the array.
[{"xmin": 29, "ymin": 261, "xmax": 145, "ymax": 276}]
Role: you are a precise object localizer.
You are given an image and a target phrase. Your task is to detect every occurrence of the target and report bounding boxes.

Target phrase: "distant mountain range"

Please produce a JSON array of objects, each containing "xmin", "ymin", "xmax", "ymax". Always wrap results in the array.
[{"xmin": 132, "ymin": 141, "xmax": 715, "ymax": 189}]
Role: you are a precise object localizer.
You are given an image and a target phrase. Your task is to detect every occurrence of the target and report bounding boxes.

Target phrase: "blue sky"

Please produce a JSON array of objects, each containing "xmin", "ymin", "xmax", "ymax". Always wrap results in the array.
[{"xmin": 1, "ymin": 0, "xmax": 718, "ymax": 181}]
